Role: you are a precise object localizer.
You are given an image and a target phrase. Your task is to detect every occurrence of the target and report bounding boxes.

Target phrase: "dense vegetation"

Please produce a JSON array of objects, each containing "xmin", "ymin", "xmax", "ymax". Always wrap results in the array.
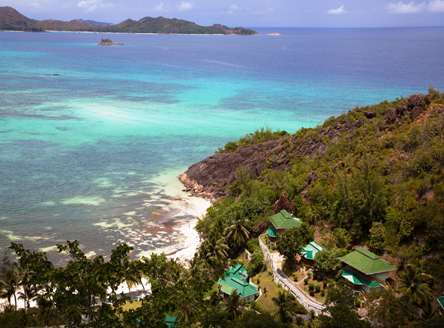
[
  {"xmin": 2, "ymin": 88, "xmax": 444, "ymax": 326},
  {"xmin": 0, "ymin": 7, "xmax": 257, "ymax": 35}
]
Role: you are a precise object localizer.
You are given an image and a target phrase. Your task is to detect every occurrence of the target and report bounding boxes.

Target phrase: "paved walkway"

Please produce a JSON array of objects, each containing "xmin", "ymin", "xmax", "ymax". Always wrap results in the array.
[{"xmin": 258, "ymin": 236, "xmax": 325, "ymax": 314}]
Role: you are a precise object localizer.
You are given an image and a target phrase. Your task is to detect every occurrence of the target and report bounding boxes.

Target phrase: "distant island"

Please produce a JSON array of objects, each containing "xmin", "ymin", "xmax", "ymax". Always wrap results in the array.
[
  {"xmin": 0, "ymin": 6, "xmax": 258, "ymax": 35},
  {"xmin": 97, "ymin": 38, "xmax": 123, "ymax": 46}
]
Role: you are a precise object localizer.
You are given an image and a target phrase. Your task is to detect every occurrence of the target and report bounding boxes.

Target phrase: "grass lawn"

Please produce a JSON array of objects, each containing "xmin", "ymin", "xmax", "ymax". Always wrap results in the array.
[
  {"xmin": 121, "ymin": 300, "xmax": 143, "ymax": 311},
  {"xmin": 252, "ymin": 266, "xmax": 282, "ymax": 314}
]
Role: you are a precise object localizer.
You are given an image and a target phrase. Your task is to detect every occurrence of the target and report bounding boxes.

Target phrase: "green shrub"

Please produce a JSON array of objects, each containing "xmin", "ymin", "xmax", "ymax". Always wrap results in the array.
[
  {"xmin": 320, "ymin": 290, "xmax": 325, "ymax": 297},
  {"xmin": 308, "ymin": 283, "xmax": 314, "ymax": 290},
  {"xmin": 315, "ymin": 284, "xmax": 321, "ymax": 292},
  {"xmin": 323, "ymin": 280, "xmax": 328, "ymax": 288},
  {"xmin": 304, "ymin": 278, "xmax": 309, "ymax": 285}
]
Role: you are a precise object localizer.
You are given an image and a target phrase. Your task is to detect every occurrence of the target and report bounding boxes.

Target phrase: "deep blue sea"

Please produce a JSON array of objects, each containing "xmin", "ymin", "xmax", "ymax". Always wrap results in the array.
[{"xmin": 1, "ymin": 27, "xmax": 443, "ymax": 261}]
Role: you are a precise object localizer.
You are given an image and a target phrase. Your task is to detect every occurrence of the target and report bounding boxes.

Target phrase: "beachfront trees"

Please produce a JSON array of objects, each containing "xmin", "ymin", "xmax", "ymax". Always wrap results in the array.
[
  {"xmin": 0, "ymin": 254, "xmax": 19, "ymax": 310},
  {"xmin": 276, "ymin": 222, "xmax": 313, "ymax": 268},
  {"xmin": 11, "ymin": 241, "xmax": 133, "ymax": 327}
]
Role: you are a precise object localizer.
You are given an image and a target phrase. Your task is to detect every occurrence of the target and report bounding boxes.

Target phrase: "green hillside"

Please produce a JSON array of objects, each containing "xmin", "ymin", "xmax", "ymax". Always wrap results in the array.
[
  {"xmin": 0, "ymin": 6, "xmax": 257, "ymax": 35},
  {"xmin": 2, "ymin": 89, "xmax": 444, "ymax": 327}
]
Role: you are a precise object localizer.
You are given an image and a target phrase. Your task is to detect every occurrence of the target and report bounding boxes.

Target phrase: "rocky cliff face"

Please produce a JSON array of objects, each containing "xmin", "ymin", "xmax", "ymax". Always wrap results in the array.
[
  {"xmin": 180, "ymin": 120, "xmax": 362, "ymax": 201},
  {"xmin": 180, "ymin": 94, "xmax": 443, "ymax": 202}
]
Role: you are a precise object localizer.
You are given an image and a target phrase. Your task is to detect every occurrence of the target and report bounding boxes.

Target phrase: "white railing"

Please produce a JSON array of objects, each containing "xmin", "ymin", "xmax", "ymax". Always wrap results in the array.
[{"xmin": 258, "ymin": 236, "xmax": 325, "ymax": 314}]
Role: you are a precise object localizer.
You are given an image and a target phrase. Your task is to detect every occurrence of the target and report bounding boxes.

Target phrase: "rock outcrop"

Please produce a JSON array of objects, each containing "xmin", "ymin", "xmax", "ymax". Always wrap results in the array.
[
  {"xmin": 385, "ymin": 94, "xmax": 431, "ymax": 124},
  {"xmin": 180, "ymin": 121, "xmax": 361, "ymax": 201}
]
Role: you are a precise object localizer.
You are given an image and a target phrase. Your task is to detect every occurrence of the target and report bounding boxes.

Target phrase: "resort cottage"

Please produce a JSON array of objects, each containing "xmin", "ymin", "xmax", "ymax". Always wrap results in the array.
[
  {"xmin": 300, "ymin": 241, "xmax": 324, "ymax": 261},
  {"xmin": 266, "ymin": 210, "xmax": 302, "ymax": 246},
  {"xmin": 217, "ymin": 264, "xmax": 259, "ymax": 303},
  {"xmin": 438, "ymin": 296, "xmax": 444, "ymax": 315},
  {"xmin": 339, "ymin": 247, "xmax": 397, "ymax": 294},
  {"xmin": 165, "ymin": 316, "xmax": 178, "ymax": 327}
]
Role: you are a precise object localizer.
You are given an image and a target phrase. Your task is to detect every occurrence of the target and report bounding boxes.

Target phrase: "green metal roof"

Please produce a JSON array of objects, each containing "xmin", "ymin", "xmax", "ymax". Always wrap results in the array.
[
  {"xmin": 227, "ymin": 263, "xmax": 249, "ymax": 281},
  {"xmin": 339, "ymin": 247, "xmax": 396, "ymax": 275},
  {"xmin": 267, "ymin": 225, "xmax": 277, "ymax": 238},
  {"xmin": 438, "ymin": 296, "xmax": 444, "ymax": 310},
  {"xmin": 165, "ymin": 316, "xmax": 178, "ymax": 327},
  {"xmin": 300, "ymin": 241, "xmax": 324, "ymax": 260},
  {"xmin": 217, "ymin": 264, "xmax": 258, "ymax": 298},
  {"xmin": 341, "ymin": 267, "xmax": 380, "ymax": 288},
  {"xmin": 269, "ymin": 210, "xmax": 302, "ymax": 230}
]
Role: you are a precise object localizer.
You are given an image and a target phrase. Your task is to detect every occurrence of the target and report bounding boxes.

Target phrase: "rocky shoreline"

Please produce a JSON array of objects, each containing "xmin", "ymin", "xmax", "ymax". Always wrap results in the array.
[{"xmin": 179, "ymin": 94, "xmax": 443, "ymax": 203}]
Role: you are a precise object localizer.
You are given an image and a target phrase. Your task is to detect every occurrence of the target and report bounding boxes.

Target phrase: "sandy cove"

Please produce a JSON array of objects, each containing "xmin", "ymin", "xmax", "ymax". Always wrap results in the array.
[{"xmin": 0, "ymin": 173, "xmax": 212, "ymax": 310}]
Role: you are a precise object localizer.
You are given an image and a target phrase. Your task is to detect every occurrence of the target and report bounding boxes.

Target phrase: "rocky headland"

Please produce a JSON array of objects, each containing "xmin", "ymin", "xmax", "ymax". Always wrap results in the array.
[{"xmin": 180, "ymin": 93, "xmax": 444, "ymax": 202}]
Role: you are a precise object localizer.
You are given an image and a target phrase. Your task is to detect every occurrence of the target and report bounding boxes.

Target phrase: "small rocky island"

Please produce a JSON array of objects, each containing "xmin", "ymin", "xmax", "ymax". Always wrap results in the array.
[{"xmin": 97, "ymin": 38, "xmax": 123, "ymax": 46}]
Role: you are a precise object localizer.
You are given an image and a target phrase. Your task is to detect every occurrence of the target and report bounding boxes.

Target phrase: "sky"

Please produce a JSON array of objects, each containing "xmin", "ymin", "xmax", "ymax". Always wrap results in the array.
[{"xmin": 1, "ymin": 0, "xmax": 444, "ymax": 28}]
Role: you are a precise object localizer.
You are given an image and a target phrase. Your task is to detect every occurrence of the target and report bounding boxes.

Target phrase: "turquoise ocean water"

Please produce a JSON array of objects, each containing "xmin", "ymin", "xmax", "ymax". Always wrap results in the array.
[{"xmin": 1, "ymin": 27, "xmax": 443, "ymax": 261}]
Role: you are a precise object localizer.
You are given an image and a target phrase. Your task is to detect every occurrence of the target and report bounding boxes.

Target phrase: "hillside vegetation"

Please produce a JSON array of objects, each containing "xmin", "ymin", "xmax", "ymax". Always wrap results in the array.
[
  {"xmin": 2, "ymin": 88, "xmax": 444, "ymax": 327},
  {"xmin": 194, "ymin": 87, "xmax": 444, "ymax": 268},
  {"xmin": 0, "ymin": 6, "xmax": 257, "ymax": 35}
]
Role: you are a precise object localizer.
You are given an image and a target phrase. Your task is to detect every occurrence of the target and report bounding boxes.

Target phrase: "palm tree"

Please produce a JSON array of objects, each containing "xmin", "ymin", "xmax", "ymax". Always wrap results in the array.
[
  {"xmin": 201, "ymin": 234, "xmax": 229, "ymax": 265},
  {"xmin": 222, "ymin": 289, "xmax": 243, "ymax": 320},
  {"xmin": 123, "ymin": 263, "xmax": 144, "ymax": 294},
  {"xmin": 420, "ymin": 301, "xmax": 439, "ymax": 322},
  {"xmin": 177, "ymin": 296, "xmax": 199, "ymax": 322},
  {"xmin": 272, "ymin": 290, "xmax": 297, "ymax": 323},
  {"xmin": 399, "ymin": 265, "xmax": 433, "ymax": 305},
  {"xmin": 224, "ymin": 215, "xmax": 250, "ymax": 248},
  {"xmin": 0, "ymin": 254, "xmax": 19, "ymax": 310},
  {"xmin": 18, "ymin": 285, "xmax": 38, "ymax": 311}
]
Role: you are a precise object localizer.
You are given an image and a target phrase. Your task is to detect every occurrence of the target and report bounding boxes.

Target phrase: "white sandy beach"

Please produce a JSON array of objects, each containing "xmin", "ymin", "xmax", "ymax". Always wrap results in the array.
[{"xmin": 0, "ymin": 173, "xmax": 211, "ymax": 310}]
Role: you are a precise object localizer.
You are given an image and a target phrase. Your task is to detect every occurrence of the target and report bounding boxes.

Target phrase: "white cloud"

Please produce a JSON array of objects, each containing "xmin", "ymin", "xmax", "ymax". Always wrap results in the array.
[
  {"xmin": 428, "ymin": 0, "xmax": 444, "ymax": 12},
  {"xmin": 386, "ymin": 1, "xmax": 426, "ymax": 14},
  {"xmin": 227, "ymin": 4, "xmax": 239, "ymax": 14},
  {"xmin": 153, "ymin": 2, "xmax": 171, "ymax": 12},
  {"xmin": 327, "ymin": 5, "xmax": 347, "ymax": 15},
  {"xmin": 78, "ymin": 0, "xmax": 115, "ymax": 13},
  {"xmin": 178, "ymin": 1, "xmax": 193, "ymax": 11}
]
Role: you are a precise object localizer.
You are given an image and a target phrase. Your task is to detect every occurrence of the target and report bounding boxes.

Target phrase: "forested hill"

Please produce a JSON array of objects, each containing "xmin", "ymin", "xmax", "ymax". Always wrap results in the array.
[
  {"xmin": 0, "ymin": 6, "xmax": 257, "ymax": 35},
  {"xmin": 182, "ymin": 88, "xmax": 444, "ymax": 269}
]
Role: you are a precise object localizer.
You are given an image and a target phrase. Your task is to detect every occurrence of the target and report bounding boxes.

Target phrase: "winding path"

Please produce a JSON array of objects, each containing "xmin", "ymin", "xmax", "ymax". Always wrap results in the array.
[{"xmin": 258, "ymin": 236, "xmax": 325, "ymax": 314}]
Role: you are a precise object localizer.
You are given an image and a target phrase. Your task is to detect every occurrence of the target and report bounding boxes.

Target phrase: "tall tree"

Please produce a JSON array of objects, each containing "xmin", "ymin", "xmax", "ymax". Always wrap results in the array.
[
  {"xmin": 365, "ymin": 286, "xmax": 409, "ymax": 327},
  {"xmin": 276, "ymin": 222, "xmax": 313, "ymax": 268},
  {"xmin": 224, "ymin": 215, "xmax": 250, "ymax": 249},
  {"xmin": 314, "ymin": 248, "xmax": 342, "ymax": 272},
  {"xmin": 399, "ymin": 265, "xmax": 433, "ymax": 306},
  {"xmin": 0, "ymin": 254, "xmax": 19, "ymax": 310},
  {"xmin": 272, "ymin": 290, "xmax": 298, "ymax": 324},
  {"xmin": 222, "ymin": 289, "xmax": 243, "ymax": 320},
  {"xmin": 318, "ymin": 280, "xmax": 371, "ymax": 328}
]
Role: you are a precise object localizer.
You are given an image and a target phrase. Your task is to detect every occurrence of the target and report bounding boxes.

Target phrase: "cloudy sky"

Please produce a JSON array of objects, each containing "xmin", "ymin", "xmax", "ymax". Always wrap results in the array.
[{"xmin": 2, "ymin": 0, "xmax": 444, "ymax": 27}]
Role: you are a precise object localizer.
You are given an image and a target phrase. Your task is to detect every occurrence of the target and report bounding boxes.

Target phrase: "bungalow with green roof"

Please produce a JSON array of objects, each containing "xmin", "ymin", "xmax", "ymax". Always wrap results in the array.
[
  {"xmin": 165, "ymin": 316, "xmax": 178, "ymax": 327},
  {"xmin": 217, "ymin": 264, "xmax": 259, "ymax": 303},
  {"xmin": 300, "ymin": 241, "xmax": 324, "ymax": 260},
  {"xmin": 339, "ymin": 247, "xmax": 397, "ymax": 294},
  {"xmin": 438, "ymin": 296, "xmax": 444, "ymax": 315},
  {"xmin": 266, "ymin": 210, "xmax": 302, "ymax": 246}
]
